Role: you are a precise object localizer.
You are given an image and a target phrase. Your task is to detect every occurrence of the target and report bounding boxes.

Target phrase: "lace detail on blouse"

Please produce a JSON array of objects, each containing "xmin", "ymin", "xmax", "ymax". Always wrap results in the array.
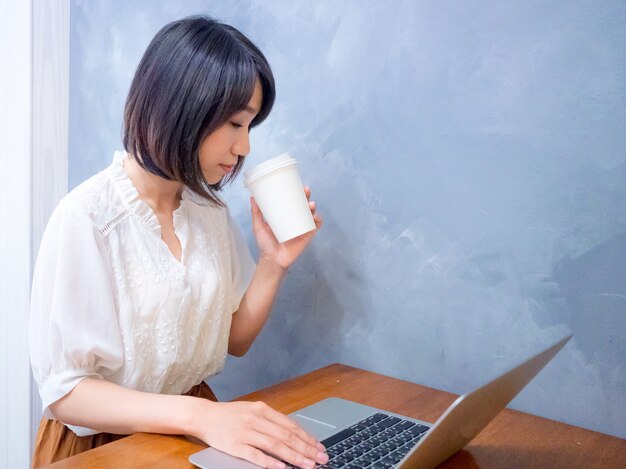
[{"xmin": 29, "ymin": 151, "xmax": 256, "ymax": 436}]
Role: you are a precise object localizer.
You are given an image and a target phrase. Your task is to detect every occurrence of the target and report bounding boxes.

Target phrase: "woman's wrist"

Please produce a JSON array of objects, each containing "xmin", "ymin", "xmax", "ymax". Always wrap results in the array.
[
  {"xmin": 181, "ymin": 395, "xmax": 217, "ymax": 439},
  {"xmin": 256, "ymin": 256, "xmax": 288, "ymax": 278}
]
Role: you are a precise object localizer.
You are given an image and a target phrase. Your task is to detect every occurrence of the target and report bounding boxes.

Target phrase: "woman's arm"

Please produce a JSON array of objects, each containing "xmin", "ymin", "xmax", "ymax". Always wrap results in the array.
[
  {"xmin": 51, "ymin": 378, "xmax": 328, "ymax": 469},
  {"xmin": 228, "ymin": 187, "xmax": 322, "ymax": 356},
  {"xmin": 228, "ymin": 259, "xmax": 286, "ymax": 356},
  {"xmin": 50, "ymin": 377, "xmax": 198, "ymax": 435}
]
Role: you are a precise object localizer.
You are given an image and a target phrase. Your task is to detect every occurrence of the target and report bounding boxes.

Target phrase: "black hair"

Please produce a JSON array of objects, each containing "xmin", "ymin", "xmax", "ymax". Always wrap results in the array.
[{"xmin": 123, "ymin": 15, "xmax": 275, "ymax": 205}]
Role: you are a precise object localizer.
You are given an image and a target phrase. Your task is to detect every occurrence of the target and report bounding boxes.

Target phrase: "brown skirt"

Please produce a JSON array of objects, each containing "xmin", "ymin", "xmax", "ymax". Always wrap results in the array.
[{"xmin": 32, "ymin": 381, "xmax": 218, "ymax": 468}]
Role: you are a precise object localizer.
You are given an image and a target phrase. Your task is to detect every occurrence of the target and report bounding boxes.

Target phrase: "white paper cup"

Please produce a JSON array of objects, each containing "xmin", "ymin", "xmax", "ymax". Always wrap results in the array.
[{"xmin": 244, "ymin": 153, "xmax": 316, "ymax": 243}]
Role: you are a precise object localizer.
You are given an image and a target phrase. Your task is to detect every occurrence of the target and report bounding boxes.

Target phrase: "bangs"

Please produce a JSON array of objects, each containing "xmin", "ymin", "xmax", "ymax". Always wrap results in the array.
[{"xmin": 198, "ymin": 46, "xmax": 259, "ymax": 140}]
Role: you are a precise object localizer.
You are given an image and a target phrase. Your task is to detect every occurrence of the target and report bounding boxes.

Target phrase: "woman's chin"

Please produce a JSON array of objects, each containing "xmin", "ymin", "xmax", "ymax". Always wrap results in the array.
[{"xmin": 201, "ymin": 172, "xmax": 225, "ymax": 186}]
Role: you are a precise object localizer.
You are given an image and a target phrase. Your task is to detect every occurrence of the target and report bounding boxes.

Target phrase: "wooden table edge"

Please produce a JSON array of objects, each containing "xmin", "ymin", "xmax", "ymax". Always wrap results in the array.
[{"xmin": 39, "ymin": 363, "xmax": 626, "ymax": 469}]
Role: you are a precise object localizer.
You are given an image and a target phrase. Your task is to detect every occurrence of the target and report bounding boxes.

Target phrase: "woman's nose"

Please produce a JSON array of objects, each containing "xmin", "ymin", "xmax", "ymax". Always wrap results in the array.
[{"xmin": 232, "ymin": 130, "xmax": 250, "ymax": 157}]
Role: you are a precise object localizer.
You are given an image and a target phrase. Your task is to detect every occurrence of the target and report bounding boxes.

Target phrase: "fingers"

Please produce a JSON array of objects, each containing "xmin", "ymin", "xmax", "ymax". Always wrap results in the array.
[
  {"xmin": 261, "ymin": 404, "xmax": 323, "ymax": 450},
  {"xmin": 250, "ymin": 196, "xmax": 269, "ymax": 231},
  {"xmin": 309, "ymin": 201, "xmax": 323, "ymax": 228},
  {"xmin": 235, "ymin": 444, "xmax": 287, "ymax": 469},
  {"xmin": 198, "ymin": 400, "xmax": 328, "ymax": 469},
  {"xmin": 221, "ymin": 400, "xmax": 327, "ymax": 468},
  {"xmin": 247, "ymin": 430, "xmax": 322, "ymax": 469},
  {"xmin": 250, "ymin": 403, "xmax": 328, "ymax": 468},
  {"xmin": 304, "ymin": 186, "xmax": 323, "ymax": 229},
  {"xmin": 250, "ymin": 196, "xmax": 262, "ymax": 218},
  {"xmin": 252, "ymin": 404, "xmax": 328, "ymax": 468}
]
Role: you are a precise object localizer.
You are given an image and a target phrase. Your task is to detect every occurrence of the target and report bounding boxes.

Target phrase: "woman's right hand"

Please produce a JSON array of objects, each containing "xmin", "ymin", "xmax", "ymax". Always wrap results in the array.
[{"xmin": 190, "ymin": 399, "xmax": 329, "ymax": 469}]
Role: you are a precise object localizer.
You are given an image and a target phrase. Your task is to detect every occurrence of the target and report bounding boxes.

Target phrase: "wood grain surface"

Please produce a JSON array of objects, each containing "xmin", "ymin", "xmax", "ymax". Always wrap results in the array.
[{"xmin": 41, "ymin": 364, "xmax": 626, "ymax": 469}]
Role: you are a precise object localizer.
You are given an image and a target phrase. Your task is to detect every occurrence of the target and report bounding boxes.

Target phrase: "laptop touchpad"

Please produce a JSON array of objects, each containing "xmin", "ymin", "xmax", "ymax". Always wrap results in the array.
[
  {"xmin": 291, "ymin": 398, "xmax": 376, "ymax": 439},
  {"xmin": 291, "ymin": 414, "xmax": 338, "ymax": 441}
]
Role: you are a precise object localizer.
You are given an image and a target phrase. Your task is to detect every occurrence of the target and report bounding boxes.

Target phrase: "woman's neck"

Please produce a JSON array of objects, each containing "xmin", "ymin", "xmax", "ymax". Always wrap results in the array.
[{"xmin": 123, "ymin": 154, "xmax": 183, "ymax": 212}]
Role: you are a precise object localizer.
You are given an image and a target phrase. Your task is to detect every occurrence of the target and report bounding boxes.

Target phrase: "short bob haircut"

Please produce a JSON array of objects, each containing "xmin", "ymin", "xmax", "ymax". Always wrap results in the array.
[{"xmin": 123, "ymin": 15, "xmax": 275, "ymax": 205}]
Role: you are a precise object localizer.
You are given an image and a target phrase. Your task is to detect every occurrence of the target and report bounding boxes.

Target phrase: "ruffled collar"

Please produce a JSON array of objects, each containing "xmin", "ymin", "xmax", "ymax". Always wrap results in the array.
[{"xmin": 108, "ymin": 151, "xmax": 209, "ymax": 234}]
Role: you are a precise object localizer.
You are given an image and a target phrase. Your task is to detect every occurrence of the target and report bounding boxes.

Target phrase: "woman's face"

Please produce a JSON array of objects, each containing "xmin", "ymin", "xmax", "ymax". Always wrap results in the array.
[{"xmin": 198, "ymin": 80, "xmax": 263, "ymax": 185}]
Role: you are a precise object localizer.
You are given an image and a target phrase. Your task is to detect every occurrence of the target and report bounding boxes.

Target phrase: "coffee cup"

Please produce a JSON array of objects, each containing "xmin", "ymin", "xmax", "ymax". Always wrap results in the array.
[{"xmin": 243, "ymin": 153, "xmax": 316, "ymax": 243}]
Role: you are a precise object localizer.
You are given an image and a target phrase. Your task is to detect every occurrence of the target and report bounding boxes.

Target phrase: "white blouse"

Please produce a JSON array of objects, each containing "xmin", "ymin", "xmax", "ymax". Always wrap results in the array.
[{"xmin": 29, "ymin": 151, "xmax": 256, "ymax": 436}]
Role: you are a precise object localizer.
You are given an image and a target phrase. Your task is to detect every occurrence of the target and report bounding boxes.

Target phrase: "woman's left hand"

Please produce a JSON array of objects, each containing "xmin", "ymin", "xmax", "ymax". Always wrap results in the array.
[{"xmin": 251, "ymin": 186, "xmax": 323, "ymax": 271}]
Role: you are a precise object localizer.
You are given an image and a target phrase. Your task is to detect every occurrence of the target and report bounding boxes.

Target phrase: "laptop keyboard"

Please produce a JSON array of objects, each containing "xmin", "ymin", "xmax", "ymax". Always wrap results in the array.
[{"xmin": 286, "ymin": 412, "xmax": 430, "ymax": 469}]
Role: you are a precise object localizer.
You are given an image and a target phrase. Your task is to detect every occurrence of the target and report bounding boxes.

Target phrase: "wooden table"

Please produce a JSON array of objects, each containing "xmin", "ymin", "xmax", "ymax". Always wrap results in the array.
[{"xmin": 42, "ymin": 363, "xmax": 626, "ymax": 468}]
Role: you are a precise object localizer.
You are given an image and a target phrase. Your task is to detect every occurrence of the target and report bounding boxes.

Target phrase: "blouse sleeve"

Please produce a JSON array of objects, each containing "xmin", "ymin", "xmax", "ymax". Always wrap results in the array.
[
  {"xmin": 29, "ymin": 201, "xmax": 123, "ymax": 418},
  {"xmin": 226, "ymin": 208, "xmax": 256, "ymax": 312}
]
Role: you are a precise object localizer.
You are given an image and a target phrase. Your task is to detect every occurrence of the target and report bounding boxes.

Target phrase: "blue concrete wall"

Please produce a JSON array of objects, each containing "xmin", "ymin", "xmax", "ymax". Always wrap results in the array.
[{"xmin": 69, "ymin": 1, "xmax": 626, "ymax": 438}]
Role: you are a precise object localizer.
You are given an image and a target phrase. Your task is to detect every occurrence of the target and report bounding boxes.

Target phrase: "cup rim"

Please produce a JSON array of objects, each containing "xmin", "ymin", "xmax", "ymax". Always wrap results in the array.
[{"xmin": 244, "ymin": 153, "xmax": 297, "ymax": 186}]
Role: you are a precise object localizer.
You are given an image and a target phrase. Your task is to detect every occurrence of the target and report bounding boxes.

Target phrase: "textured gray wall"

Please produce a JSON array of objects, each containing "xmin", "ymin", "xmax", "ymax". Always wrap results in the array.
[{"xmin": 69, "ymin": 1, "xmax": 626, "ymax": 438}]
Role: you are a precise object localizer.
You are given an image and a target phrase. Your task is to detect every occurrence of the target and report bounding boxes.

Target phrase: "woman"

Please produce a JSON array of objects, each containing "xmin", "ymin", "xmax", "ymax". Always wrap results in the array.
[{"xmin": 30, "ymin": 15, "xmax": 326, "ymax": 469}]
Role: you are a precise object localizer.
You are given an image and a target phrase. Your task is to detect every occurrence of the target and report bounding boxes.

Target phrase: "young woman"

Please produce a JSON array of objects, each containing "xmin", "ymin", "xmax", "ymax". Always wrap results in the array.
[{"xmin": 29, "ymin": 15, "xmax": 326, "ymax": 469}]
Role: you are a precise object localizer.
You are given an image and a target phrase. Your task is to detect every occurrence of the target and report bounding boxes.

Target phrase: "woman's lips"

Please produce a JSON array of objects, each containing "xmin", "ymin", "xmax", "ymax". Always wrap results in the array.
[{"xmin": 220, "ymin": 164, "xmax": 235, "ymax": 173}]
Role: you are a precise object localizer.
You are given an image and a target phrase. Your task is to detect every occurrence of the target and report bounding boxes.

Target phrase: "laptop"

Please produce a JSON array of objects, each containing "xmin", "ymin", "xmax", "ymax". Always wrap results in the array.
[{"xmin": 189, "ymin": 334, "xmax": 572, "ymax": 469}]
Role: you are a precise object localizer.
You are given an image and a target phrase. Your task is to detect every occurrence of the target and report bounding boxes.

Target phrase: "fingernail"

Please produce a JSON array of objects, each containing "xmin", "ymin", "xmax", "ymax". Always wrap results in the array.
[
  {"xmin": 317, "ymin": 451, "xmax": 329, "ymax": 463},
  {"xmin": 317, "ymin": 442, "xmax": 326, "ymax": 452},
  {"xmin": 273, "ymin": 462, "xmax": 286, "ymax": 469},
  {"xmin": 303, "ymin": 458, "xmax": 315, "ymax": 469}
]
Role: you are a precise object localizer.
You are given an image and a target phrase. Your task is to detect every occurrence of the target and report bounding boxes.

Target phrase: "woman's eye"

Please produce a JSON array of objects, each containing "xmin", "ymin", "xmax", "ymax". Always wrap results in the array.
[{"xmin": 231, "ymin": 122, "xmax": 244, "ymax": 128}]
